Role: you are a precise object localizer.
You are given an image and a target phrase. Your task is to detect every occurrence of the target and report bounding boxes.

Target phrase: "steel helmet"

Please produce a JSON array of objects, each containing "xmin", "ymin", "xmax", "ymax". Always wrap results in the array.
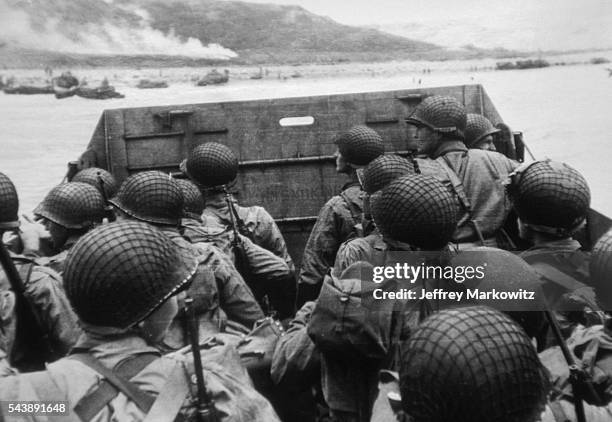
[
  {"xmin": 590, "ymin": 230, "xmax": 612, "ymax": 306},
  {"xmin": 34, "ymin": 182, "xmax": 105, "ymax": 230},
  {"xmin": 109, "ymin": 171, "xmax": 184, "ymax": 226},
  {"xmin": 63, "ymin": 221, "xmax": 197, "ymax": 328},
  {"xmin": 334, "ymin": 125, "xmax": 385, "ymax": 166},
  {"xmin": 0, "ymin": 172, "xmax": 19, "ymax": 229},
  {"xmin": 450, "ymin": 247, "xmax": 547, "ymax": 338},
  {"xmin": 406, "ymin": 95, "xmax": 467, "ymax": 140},
  {"xmin": 464, "ymin": 113, "xmax": 500, "ymax": 148},
  {"xmin": 370, "ymin": 174, "xmax": 459, "ymax": 249},
  {"xmin": 183, "ymin": 142, "xmax": 239, "ymax": 188},
  {"xmin": 361, "ymin": 154, "xmax": 415, "ymax": 194},
  {"xmin": 72, "ymin": 167, "xmax": 118, "ymax": 198},
  {"xmin": 400, "ymin": 306, "xmax": 549, "ymax": 422},
  {"xmin": 509, "ymin": 160, "xmax": 590, "ymax": 236},
  {"xmin": 175, "ymin": 178, "xmax": 205, "ymax": 220}
]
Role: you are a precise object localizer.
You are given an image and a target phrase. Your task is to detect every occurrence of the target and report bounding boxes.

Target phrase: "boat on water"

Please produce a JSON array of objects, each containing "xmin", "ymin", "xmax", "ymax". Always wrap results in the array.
[
  {"xmin": 137, "ymin": 79, "xmax": 169, "ymax": 89},
  {"xmin": 196, "ymin": 69, "xmax": 229, "ymax": 86},
  {"xmin": 54, "ymin": 82, "xmax": 125, "ymax": 100},
  {"xmin": 3, "ymin": 85, "xmax": 54, "ymax": 95},
  {"xmin": 68, "ymin": 84, "xmax": 611, "ymax": 264}
]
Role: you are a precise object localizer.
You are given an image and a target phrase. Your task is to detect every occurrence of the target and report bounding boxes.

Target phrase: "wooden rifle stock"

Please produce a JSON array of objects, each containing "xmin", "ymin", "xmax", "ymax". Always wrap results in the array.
[{"xmin": 184, "ymin": 296, "xmax": 219, "ymax": 422}]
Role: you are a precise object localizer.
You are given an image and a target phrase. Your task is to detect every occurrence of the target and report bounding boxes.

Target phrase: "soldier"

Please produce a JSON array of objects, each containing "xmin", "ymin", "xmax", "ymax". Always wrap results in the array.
[
  {"xmin": 406, "ymin": 95, "xmax": 518, "ymax": 248},
  {"xmin": 589, "ymin": 229, "xmax": 612, "ymax": 310},
  {"xmin": 177, "ymin": 177, "xmax": 294, "ymax": 318},
  {"xmin": 334, "ymin": 154, "xmax": 415, "ymax": 275},
  {"xmin": 0, "ymin": 172, "xmax": 81, "ymax": 372},
  {"xmin": 0, "ymin": 221, "xmax": 280, "ymax": 422},
  {"xmin": 464, "ymin": 113, "xmax": 500, "ymax": 151},
  {"xmin": 397, "ymin": 306, "xmax": 549, "ymax": 422},
  {"xmin": 509, "ymin": 160, "xmax": 601, "ymax": 333},
  {"xmin": 109, "ymin": 171, "xmax": 263, "ymax": 344},
  {"xmin": 33, "ymin": 182, "xmax": 106, "ymax": 273},
  {"xmin": 71, "ymin": 167, "xmax": 119, "ymax": 198},
  {"xmin": 182, "ymin": 142, "xmax": 294, "ymax": 273},
  {"xmin": 309, "ymin": 174, "xmax": 460, "ymax": 422},
  {"xmin": 297, "ymin": 125, "xmax": 385, "ymax": 306}
]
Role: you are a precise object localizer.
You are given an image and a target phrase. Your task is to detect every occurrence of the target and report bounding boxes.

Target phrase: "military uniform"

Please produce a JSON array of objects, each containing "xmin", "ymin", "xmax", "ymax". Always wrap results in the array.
[
  {"xmin": 298, "ymin": 126, "xmax": 385, "ymax": 305},
  {"xmin": 177, "ymin": 177, "xmax": 294, "ymax": 318},
  {"xmin": 0, "ymin": 173, "xmax": 82, "ymax": 372},
  {"xmin": 109, "ymin": 171, "xmax": 264, "ymax": 343},
  {"xmin": 416, "ymin": 143, "xmax": 517, "ymax": 244},
  {"xmin": 163, "ymin": 227, "xmax": 264, "ymax": 334},
  {"xmin": 333, "ymin": 228, "xmax": 386, "ymax": 276},
  {"xmin": 201, "ymin": 192, "xmax": 295, "ymax": 272},
  {"xmin": 0, "ymin": 253, "xmax": 82, "ymax": 371},
  {"xmin": 309, "ymin": 175, "xmax": 460, "ymax": 422},
  {"xmin": 511, "ymin": 160, "xmax": 601, "ymax": 339},
  {"xmin": 298, "ymin": 181, "xmax": 364, "ymax": 296},
  {"xmin": 0, "ymin": 221, "xmax": 280, "ymax": 422},
  {"xmin": 398, "ymin": 307, "xmax": 549, "ymax": 422},
  {"xmin": 591, "ymin": 230, "xmax": 612, "ymax": 310},
  {"xmin": 331, "ymin": 155, "xmax": 415, "ymax": 275},
  {"xmin": 182, "ymin": 142, "xmax": 295, "ymax": 272},
  {"xmin": 406, "ymin": 96, "xmax": 518, "ymax": 246}
]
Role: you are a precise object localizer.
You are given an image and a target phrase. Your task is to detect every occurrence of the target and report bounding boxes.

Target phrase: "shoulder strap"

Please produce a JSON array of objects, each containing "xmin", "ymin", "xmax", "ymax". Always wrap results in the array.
[
  {"xmin": 530, "ymin": 262, "xmax": 587, "ymax": 292},
  {"xmin": 143, "ymin": 360, "xmax": 191, "ymax": 422},
  {"xmin": 435, "ymin": 156, "xmax": 472, "ymax": 214},
  {"xmin": 70, "ymin": 352, "xmax": 158, "ymax": 421},
  {"xmin": 436, "ymin": 156, "xmax": 491, "ymax": 244}
]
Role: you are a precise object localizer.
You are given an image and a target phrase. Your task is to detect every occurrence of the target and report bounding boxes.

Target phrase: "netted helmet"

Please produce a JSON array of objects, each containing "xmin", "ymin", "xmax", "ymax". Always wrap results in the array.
[
  {"xmin": 183, "ymin": 142, "xmax": 238, "ymax": 188},
  {"xmin": 510, "ymin": 160, "xmax": 590, "ymax": 236},
  {"xmin": 0, "ymin": 172, "xmax": 19, "ymax": 229},
  {"xmin": 400, "ymin": 306, "xmax": 549, "ymax": 422},
  {"xmin": 33, "ymin": 182, "xmax": 105, "ymax": 230},
  {"xmin": 370, "ymin": 174, "xmax": 459, "ymax": 249},
  {"xmin": 451, "ymin": 247, "xmax": 546, "ymax": 338},
  {"xmin": 109, "ymin": 171, "xmax": 184, "ymax": 226},
  {"xmin": 406, "ymin": 96, "xmax": 467, "ymax": 140},
  {"xmin": 334, "ymin": 125, "xmax": 385, "ymax": 166},
  {"xmin": 63, "ymin": 221, "xmax": 197, "ymax": 328},
  {"xmin": 464, "ymin": 114, "xmax": 500, "ymax": 148},
  {"xmin": 175, "ymin": 178, "xmax": 205, "ymax": 220},
  {"xmin": 72, "ymin": 167, "xmax": 118, "ymax": 198},
  {"xmin": 361, "ymin": 154, "xmax": 415, "ymax": 194},
  {"xmin": 590, "ymin": 230, "xmax": 612, "ymax": 302}
]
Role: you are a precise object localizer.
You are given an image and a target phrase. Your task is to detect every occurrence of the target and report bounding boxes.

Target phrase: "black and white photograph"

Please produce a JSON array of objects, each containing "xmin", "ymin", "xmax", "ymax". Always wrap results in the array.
[{"xmin": 0, "ymin": 0, "xmax": 611, "ymax": 420}]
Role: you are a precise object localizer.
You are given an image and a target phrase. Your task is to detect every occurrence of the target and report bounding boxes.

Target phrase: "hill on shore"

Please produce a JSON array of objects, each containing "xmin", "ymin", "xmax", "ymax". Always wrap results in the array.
[{"xmin": 0, "ymin": 0, "xmax": 522, "ymax": 68}]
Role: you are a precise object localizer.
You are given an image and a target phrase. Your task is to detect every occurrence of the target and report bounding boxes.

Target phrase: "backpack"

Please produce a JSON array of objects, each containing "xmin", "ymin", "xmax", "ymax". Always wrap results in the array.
[{"xmin": 307, "ymin": 261, "xmax": 399, "ymax": 361}]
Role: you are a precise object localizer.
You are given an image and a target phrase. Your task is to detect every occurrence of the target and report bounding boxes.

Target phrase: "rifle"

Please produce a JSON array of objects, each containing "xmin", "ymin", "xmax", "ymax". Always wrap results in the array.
[
  {"xmin": 223, "ymin": 186, "xmax": 253, "ymax": 281},
  {"xmin": 184, "ymin": 296, "xmax": 219, "ymax": 422},
  {"xmin": 544, "ymin": 310, "xmax": 603, "ymax": 422},
  {"xmin": 97, "ymin": 172, "xmax": 116, "ymax": 222},
  {"xmin": 223, "ymin": 187, "xmax": 275, "ymax": 316}
]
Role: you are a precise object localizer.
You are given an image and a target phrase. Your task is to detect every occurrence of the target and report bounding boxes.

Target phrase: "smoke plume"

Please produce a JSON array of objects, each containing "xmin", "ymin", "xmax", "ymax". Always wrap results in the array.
[{"xmin": 0, "ymin": 0, "xmax": 237, "ymax": 59}]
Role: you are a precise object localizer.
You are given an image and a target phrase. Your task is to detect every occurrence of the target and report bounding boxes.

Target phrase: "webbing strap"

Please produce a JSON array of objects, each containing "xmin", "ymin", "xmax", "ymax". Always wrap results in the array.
[
  {"xmin": 143, "ymin": 360, "xmax": 191, "ymax": 422},
  {"xmin": 530, "ymin": 262, "xmax": 587, "ymax": 293},
  {"xmin": 71, "ymin": 353, "xmax": 158, "ymax": 421}
]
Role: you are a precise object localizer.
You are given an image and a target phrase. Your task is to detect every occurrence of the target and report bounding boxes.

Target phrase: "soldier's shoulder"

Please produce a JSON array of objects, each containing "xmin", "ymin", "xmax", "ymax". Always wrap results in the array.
[{"xmin": 469, "ymin": 149, "xmax": 518, "ymax": 169}]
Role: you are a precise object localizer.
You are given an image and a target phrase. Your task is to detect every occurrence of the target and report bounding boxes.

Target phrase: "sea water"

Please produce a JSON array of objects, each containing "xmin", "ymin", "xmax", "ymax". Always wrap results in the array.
[{"xmin": 0, "ymin": 62, "xmax": 611, "ymax": 215}]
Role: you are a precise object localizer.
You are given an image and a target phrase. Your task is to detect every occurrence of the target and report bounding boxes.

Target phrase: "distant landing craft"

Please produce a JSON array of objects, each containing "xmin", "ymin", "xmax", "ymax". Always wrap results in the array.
[{"xmin": 606, "ymin": 68, "xmax": 612, "ymax": 77}]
